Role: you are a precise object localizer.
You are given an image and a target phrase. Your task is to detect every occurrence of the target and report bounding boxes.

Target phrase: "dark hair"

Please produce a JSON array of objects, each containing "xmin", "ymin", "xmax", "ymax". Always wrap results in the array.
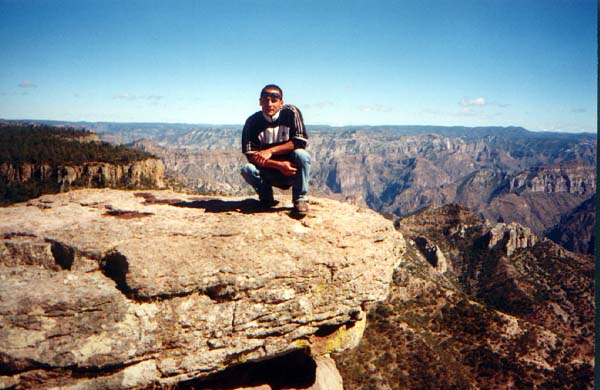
[{"xmin": 261, "ymin": 84, "xmax": 283, "ymax": 98}]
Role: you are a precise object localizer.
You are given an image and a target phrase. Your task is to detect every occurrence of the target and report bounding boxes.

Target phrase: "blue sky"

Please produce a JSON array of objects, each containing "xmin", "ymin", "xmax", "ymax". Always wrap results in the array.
[{"xmin": 1, "ymin": 0, "xmax": 597, "ymax": 132}]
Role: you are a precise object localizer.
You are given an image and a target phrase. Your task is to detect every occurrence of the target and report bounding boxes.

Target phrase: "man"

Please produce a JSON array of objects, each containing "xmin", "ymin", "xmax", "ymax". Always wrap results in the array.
[{"xmin": 241, "ymin": 84, "xmax": 311, "ymax": 216}]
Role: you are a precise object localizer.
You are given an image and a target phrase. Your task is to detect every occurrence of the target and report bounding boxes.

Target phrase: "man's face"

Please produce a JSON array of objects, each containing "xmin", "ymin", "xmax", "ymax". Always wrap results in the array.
[{"xmin": 259, "ymin": 88, "xmax": 283, "ymax": 117}]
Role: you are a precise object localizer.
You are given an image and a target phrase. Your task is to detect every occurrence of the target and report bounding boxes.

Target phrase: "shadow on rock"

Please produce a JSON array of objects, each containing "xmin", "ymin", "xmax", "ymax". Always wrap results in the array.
[{"xmin": 173, "ymin": 198, "xmax": 290, "ymax": 215}]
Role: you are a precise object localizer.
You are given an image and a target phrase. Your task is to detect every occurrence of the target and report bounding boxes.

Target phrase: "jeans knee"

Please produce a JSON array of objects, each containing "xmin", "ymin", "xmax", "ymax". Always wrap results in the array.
[
  {"xmin": 240, "ymin": 163, "xmax": 257, "ymax": 178},
  {"xmin": 291, "ymin": 149, "xmax": 311, "ymax": 166}
]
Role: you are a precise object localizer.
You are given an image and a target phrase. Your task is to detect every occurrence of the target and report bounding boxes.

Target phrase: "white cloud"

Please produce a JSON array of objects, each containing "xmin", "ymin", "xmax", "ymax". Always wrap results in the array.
[
  {"xmin": 460, "ymin": 97, "xmax": 487, "ymax": 107},
  {"xmin": 571, "ymin": 108, "xmax": 587, "ymax": 113},
  {"xmin": 18, "ymin": 81, "xmax": 37, "ymax": 88}
]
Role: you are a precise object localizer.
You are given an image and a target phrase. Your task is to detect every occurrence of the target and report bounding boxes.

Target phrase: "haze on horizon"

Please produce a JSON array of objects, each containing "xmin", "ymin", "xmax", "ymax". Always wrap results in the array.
[{"xmin": 0, "ymin": 0, "xmax": 597, "ymax": 133}]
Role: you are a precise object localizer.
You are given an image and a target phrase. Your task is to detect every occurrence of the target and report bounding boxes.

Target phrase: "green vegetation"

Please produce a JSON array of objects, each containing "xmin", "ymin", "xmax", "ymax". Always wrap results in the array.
[
  {"xmin": 0, "ymin": 123, "xmax": 154, "ymax": 164},
  {"xmin": 0, "ymin": 180, "xmax": 59, "ymax": 205},
  {"xmin": 0, "ymin": 123, "xmax": 159, "ymax": 205}
]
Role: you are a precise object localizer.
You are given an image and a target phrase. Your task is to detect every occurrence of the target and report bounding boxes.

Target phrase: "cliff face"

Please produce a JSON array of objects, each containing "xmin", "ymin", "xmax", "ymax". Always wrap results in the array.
[
  {"xmin": 0, "ymin": 189, "xmax": 404, "ymax": 389},
  {"xmin": 0, "ymin": 123, "xmax": 165, "ymax": 205},
  {"xmin": 0, "ymin": 159, "xmax": 165, "ymax": 201},
  {"xmin": 546, "ymin": 194, "xmax": 596, "ymax": 255},
  {"xmin": 55, "ymin": 158, "xmax": 165, "ymax": 190},
  {"xmin": 64, "ymin": 132, "xmax": 101, "ymax": 143},
  {"xmin": 508, "ymin": 165, "xmax": 594, "ymax": 195}
]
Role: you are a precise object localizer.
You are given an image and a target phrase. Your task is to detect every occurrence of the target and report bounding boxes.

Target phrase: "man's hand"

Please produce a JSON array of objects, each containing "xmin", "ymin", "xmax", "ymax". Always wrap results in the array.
[
  {"xmin": 249, "ymin": 141, "xmax": 295, "ymax": 167},
  {"xmin": 249, "ymin": 150, "xmax": 270, "ymax": 167},
  {"xmin": 248, "ymin": 153, "xmax": 296, "ymax": 176},
  {"xmin": 277, "ymin": 160, "xmax": 297, "ymax": 176}
]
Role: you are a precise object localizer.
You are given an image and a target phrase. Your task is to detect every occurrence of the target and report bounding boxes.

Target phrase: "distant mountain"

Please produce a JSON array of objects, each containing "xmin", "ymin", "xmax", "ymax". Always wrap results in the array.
[
  {"xmin": 313, "ymin": 124, "xmax": 595, "ymax": 142},
  {"xmin": 305, "ymin": 129, "xmax": 595, "ymax": 253},
  {"xmin": 3, "ymin": 119, "xmax": 240, "ymax": 145}
]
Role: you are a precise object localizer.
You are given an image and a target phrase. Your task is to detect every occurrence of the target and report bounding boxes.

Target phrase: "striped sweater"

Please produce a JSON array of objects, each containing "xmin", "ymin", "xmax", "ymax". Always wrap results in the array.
[{"xmin": 241, "ymin": 104, "xmax": 308, "ymax": 157}]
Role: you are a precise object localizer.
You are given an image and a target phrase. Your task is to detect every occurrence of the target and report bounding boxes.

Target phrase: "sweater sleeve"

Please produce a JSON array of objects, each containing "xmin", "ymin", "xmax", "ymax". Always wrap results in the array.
[
  {"xmin": 241, "ymin": 115, "xmax": 258, "ymax": 156},
  {"xmin": 285, "ymin": 105, "xmax": 308, "ymax": 149}
]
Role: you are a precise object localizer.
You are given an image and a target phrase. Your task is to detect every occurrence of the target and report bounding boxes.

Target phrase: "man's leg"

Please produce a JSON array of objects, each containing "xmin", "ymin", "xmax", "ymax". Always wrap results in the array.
[
  {"xmin": 240, "ymin": 163, "xmax": 274, "ymax": 203},
  {"xmin": 290, "ymin": 149, "xmax": 311, "ymax": 202}
]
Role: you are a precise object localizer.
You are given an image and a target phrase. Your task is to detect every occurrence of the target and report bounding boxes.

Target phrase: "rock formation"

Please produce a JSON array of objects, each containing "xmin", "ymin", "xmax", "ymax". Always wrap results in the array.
[
  {"xmin": 0, "ymin": 189, "xmax": 404, "ymax": 389},
  {"xmin": 508, "ymin": 165, "xmax": 594, "ymax": 195},
  {"xmin": 336, "ymin": 204, "xmax": 594, "ymax": 389},
  {"xmin": 0, "ymin": 123, "xmax": 166, "ymax": 206},
  {"xmin": 0, "ymin": 159, "xmax": 165, "ymax": 194},
  {"xmin": 486, "ymin": 222, "xmax": 537, "ymax": 257}
]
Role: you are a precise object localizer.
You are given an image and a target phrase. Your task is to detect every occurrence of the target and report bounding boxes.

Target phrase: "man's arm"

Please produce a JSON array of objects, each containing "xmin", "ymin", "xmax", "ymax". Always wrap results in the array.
[
  {"xmin": 247, "ymin": 140, "xmax": 297, "ymax": 176},
  {"xmin": 286, "ymin": 105, "xmax": 308, "ymax": 149},
  {"xmin": 249, "ymin": 140, "xmax": 295, "ymax": 166},
  {"xmin": 242, "ymin": 114, "xmax": 262, "ymax": 155},
  {"xmin": 250, "ymin": 155, "xmax": 297, "ymax": 176}
]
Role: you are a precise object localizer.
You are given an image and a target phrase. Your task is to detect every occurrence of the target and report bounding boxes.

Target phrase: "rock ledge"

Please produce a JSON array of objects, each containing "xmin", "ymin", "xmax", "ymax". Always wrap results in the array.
[{"xmin": 0, "ymin": 189, "xmax": 404, "ymax": 389}]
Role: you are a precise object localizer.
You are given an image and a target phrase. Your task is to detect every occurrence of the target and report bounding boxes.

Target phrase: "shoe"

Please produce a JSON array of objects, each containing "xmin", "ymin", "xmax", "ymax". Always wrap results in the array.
[{"xmin": 293, "ymin": 200, "xmax": 309, "ymax": 216}]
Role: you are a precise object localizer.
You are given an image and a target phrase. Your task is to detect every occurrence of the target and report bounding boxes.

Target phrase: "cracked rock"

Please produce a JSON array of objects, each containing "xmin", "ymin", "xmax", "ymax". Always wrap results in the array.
[{"xmin": 0, "ymin": 189, "xmax": 405, "ymax": 389}]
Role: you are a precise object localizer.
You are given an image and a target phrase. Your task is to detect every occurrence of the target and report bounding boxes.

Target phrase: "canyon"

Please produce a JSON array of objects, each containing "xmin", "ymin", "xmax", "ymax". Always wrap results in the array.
[
  {"xmin": 1, "ymin": 122, "xmax": 595, "ymax": 389},
  {"xmin": 99, "ymin": 124, "xmax": 596, "ymax": 254}
]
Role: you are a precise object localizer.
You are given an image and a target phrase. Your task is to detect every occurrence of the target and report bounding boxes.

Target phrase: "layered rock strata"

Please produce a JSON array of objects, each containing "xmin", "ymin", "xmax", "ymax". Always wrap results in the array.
[
  {"xmin": 0, "ymin": 158, "xmax": 166, "ymax": 193},
  {"xmin": 0, "ymin": 189, "xmax": 404, "ymax": 389}
]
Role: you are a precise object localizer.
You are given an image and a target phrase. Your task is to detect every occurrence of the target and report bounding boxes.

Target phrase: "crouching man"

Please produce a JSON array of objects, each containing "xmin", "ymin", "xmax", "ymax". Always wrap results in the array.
[{"xmin": 241, "ymin": 84, "xmax": 311, "ymax": 217}]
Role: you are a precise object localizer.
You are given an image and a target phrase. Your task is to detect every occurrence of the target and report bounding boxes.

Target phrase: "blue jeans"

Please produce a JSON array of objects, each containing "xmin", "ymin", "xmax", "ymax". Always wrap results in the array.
[{"xmin": 240, "ymin": 149, "xmax": 311, "ymax": 202}]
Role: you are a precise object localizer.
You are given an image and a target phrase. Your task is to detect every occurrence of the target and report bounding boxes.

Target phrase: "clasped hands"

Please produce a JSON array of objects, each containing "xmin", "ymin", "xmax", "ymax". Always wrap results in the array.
[{"xmin": 251, "ymin": 149, "xmax": 297, "ymax": 177}]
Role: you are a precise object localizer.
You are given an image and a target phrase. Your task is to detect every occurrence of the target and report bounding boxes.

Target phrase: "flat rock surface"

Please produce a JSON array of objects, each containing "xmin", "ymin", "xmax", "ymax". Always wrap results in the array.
[{"xmin": 0, "ymin": 189, "xmax": 404, "ymax": 389}]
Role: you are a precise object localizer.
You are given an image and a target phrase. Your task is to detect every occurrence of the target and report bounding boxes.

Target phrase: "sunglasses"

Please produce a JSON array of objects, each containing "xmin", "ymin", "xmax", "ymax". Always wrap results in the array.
[{"xmin": 260, "ymin": 92, "xmax": 282, "ymax": 102}]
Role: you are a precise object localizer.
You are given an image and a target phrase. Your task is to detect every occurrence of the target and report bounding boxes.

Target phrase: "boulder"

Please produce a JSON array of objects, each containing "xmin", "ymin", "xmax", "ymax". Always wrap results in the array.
[{"xmin": 0, "ymin": 189, "xmax": 404, "ymax": 389}]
